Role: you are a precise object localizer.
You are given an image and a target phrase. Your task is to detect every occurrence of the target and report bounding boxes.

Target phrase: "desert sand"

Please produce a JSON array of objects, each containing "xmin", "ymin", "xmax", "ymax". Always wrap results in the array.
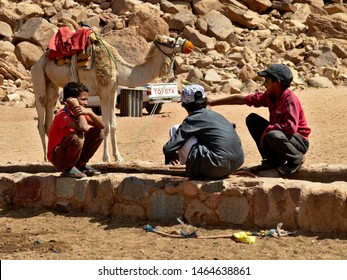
[{"xmin": 1, "ymin": 87, "xmax": 347, "ymax": 261}]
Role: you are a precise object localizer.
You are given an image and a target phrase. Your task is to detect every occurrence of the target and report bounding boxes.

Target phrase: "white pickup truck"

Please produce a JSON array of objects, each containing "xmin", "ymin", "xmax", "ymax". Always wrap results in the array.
[{"xmin": 87, "ymin": 83, "xmax": 180, "ymax": 115}]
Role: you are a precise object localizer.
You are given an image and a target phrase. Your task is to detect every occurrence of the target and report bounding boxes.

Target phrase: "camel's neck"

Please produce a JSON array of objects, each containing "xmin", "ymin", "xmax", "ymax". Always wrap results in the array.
[{"xmin": 116, "ymin": 48, "xmax": 172, "ymax": 87}]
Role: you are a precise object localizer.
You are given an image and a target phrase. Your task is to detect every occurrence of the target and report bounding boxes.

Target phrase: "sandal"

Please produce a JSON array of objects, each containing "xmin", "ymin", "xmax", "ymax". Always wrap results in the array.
[
  {"xmin": 61, "ymin": 167, "xmax": 86, "ymax": 179},
  {"xmin": 277, "ymin": 157, "xmax": 305, "ymax": 176},
  {"xmin": 82, "ymin": 165, "xmax": 101, "ymax": 177}
]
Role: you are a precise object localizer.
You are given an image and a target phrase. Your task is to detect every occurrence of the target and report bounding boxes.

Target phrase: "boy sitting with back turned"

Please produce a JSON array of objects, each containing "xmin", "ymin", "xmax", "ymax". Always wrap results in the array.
[{"xmin": 163, "ymin": 84, "xmax": 244, "ymax": 180}]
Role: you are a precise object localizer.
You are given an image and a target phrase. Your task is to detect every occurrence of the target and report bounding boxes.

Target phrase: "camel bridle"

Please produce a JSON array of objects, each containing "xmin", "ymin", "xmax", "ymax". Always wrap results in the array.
[
  {"xmin": 154, "ymin": 37, "xmax": 180, "ymax": 58},
  {"xmin": 153, "ymin": 36, "xmax": 180, "ymax": 83}
]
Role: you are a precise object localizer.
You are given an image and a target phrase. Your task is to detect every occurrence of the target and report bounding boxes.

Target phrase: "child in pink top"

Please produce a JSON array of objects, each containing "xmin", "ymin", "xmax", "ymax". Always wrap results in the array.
[{"xmin": 208, "ymin": 64, "xmax": 311, "ymax": 176}]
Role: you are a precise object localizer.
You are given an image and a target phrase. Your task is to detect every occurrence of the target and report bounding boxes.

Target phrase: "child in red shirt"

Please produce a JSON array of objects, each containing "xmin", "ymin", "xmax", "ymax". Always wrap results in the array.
[
  {"xmin": 47, "ymin": 82, "xmax": 105, "ymax": 178},
  {"xmin": 207, "ymin": 64, "xmax": 311, "ymax": 176}
]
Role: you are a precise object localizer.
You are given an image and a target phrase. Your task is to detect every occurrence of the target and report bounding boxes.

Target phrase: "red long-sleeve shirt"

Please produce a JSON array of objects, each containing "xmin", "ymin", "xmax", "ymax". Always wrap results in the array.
[
  {"xmin": 244, "ymin": 89, "xmax": 311, "ymax": 140},
  {"xmin": 47, "ymin": 106, "xmax": 93, "ymax": 161}
]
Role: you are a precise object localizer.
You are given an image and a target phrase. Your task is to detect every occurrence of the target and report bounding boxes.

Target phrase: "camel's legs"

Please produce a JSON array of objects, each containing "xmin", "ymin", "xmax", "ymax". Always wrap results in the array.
[
  {"xmin": 33, "ymin": 81, "xmax": 59, "ymax": 162},
  {"xmin": 31, "ymin": 56, "xmax": 50, "ymax": 161},
  {"xmin": 45, "ymin": 82, "xmax": 60, "ymax": 136},
  {"xmin": 99, "ymin": 90, "xmax": 110, "ymax": 162},
  {"xmin": 109, "ymin": 88, "xmax": 123, "ymax": 162},
  {"xmin": 35, "ymin": 95, "xmax": 48, "ymax": 162},
  {"xmin": 99, "ymin": 86, "xmax": 123, "ymax": 162}
]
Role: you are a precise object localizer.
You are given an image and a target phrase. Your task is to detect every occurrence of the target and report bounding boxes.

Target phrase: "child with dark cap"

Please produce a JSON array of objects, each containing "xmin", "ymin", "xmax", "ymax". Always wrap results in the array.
[
  {"xmin": 207, "ymin": 64, "xmax": 311, "ymax": 176},
  {"xmin": 163, "ymin": 84, "xmax": 244, "ymax": 180}
]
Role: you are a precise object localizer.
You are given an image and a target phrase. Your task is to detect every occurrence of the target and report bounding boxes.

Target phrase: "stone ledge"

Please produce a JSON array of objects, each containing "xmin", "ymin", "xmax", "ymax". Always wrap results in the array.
[
  {"xmin": 1, "ymin": 164, "xmax": 347, "ymax": 234},
  {"xmin": 1, "ymin": 162, "xmax": 347, "ymax": 183}
]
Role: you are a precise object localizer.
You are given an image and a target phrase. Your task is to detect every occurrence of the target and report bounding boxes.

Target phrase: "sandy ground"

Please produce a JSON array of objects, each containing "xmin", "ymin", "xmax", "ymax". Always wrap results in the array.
[{"xmin": 1, "ymin": 87, "xmax": 347, "ymax": 261}]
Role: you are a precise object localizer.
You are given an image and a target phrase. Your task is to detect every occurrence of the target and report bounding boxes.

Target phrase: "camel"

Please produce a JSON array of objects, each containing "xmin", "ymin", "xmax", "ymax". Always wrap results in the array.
[{"xmin": 31, "ymin": 33, "xmax": 193, "ymax": 162}]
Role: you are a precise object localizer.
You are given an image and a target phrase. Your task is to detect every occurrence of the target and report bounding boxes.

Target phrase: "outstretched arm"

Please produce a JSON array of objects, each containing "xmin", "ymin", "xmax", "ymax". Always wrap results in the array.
[{"xmin": 207, "ymin": 94, "xmax": 247, "ymax": 106}]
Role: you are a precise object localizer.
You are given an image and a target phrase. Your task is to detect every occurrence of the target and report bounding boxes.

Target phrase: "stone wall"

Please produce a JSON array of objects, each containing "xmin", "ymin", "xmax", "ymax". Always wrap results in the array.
[{"xmin": 1, "ymin": 165, "xmax": 347, "ymax": 234}]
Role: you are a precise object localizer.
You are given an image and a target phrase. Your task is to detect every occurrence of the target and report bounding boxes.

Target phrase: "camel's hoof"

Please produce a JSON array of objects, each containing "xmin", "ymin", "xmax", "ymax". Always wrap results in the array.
[
  {"xmin": 102, "ymin": 156, "xmax": 111, "ymax": 163},
  {"xmin": 115, "ymin": 156, "xmax": 124, "ymax": 162}
]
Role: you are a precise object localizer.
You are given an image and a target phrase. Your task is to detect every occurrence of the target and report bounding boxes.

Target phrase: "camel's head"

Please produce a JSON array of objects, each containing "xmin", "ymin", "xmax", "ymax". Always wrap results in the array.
[{"xmin": 154, "ymin": 34, "xmax": 194, "ymax": 55}]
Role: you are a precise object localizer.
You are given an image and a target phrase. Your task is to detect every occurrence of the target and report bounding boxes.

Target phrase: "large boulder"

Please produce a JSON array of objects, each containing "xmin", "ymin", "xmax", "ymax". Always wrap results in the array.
[
  {"xmin": 128, "ymin": 4, "xmax": 169, "ymax": 41},
  {"xmin": 306, "ymin": 13, "xmax": 347, "ymax": 39},
  {"xmin": 205, "ymin": 10, "xmax": 235, "ymax": 41},
  {"xmin": 224, "ymin": 0, "xmax": 270, "ymax": 29},
  {"xmin": 14, "ymin": 41, "xmax": 44, "ymax": 70},
  {"xmin": 102, "ymin": 27, "xmax": 150, "ymax": 65},
  {"xmin": 0, "ymin": 1, "xmax": 43, "ymax": 29},
  {"xmin": 0, "ymin": 21, "xmax": 13, "ymax": 40},
  {"xmin": 14, "ymin": 17, "xmax": 58, "ymax": 50}
]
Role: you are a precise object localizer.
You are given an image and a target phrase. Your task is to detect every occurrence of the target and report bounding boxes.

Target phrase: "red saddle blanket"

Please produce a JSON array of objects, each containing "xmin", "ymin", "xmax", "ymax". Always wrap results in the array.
[{"xmin": 48, "ymin": 26, "xmax": 93, "ymax": 60}]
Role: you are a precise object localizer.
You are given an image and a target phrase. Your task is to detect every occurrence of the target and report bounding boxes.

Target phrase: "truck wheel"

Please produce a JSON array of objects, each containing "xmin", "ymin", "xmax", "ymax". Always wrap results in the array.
[
  {"xmin": 145, "ymin": 103, "xmax": 163, "ymax": 114},
  {"xmin": 116, "ymin": 94, "xmax": 120, "ymax": 109}
]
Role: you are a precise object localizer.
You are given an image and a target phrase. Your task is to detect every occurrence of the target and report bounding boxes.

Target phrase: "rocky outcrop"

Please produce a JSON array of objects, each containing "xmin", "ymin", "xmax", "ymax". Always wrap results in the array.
[{"xmin": 1, "ymin": 0, "xmax": 347, "ymax": 106}]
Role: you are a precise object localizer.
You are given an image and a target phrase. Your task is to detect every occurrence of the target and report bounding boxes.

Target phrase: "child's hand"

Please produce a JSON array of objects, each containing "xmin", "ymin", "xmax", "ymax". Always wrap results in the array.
[
  {"xmin": 170, "ymin": 152, "xmax": 180, "ymax": 165},
  {"xmin": 65, "ymin": 97, "xmax": 79, "ymax": 108},
  {"xmin": 79, "ymin": 106, "xmax": 93, "ymax": 116}
]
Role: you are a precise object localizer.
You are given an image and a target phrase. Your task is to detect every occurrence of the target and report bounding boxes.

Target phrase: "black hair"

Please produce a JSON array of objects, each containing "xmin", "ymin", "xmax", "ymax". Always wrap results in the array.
[
  {"xmin": 181, "ymin": 90, "xmax": 207, "ymax": 112},
  {"xmin": 266, "ymin": 74, "xmax": 291, "ymax": 89},
  {"xmin": 281, "ymin": 79, "xmax": 292, "ymax": 89},
  {"xmin": 63, "ymin": 82, "xmax": 89, "ymax": 102}
]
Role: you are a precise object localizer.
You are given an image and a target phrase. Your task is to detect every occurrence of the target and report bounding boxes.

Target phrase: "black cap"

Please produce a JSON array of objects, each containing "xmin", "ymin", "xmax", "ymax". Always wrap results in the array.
[{"xmin": 258, "ymin": 64, "xmax": 293, "ymax": 85}]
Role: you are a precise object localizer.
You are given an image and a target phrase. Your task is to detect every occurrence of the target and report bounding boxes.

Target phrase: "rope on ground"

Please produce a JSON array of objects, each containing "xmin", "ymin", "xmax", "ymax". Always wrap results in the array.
[
  {"xmin": 123, "ymin": 56, "xmax": 177, "ymax": 160},
  {"xmin": 143, "ymin": 222, "xmax": 296, "ymax": 244}
]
